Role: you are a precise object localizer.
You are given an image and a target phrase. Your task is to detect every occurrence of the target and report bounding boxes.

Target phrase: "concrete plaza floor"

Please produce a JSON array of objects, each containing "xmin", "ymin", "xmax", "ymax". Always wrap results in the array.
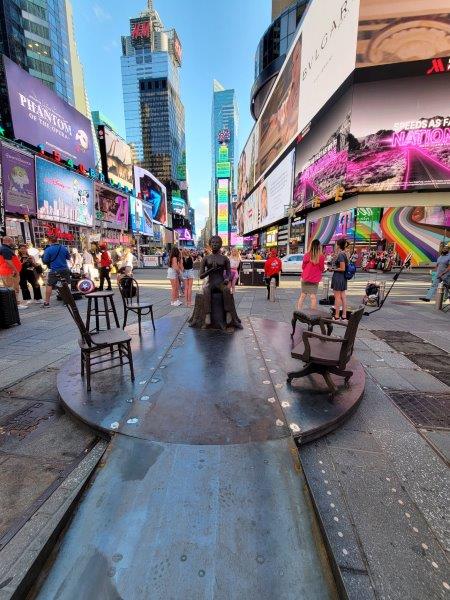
[{"xmin": 0, "ymin": 268, "xmax": 448, "ymax": 599}]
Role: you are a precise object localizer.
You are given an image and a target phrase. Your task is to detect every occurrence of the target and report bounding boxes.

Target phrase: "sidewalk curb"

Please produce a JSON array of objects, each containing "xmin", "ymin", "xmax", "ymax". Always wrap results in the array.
[{"xmin": 0, "ymin": 439, "xmax": 109, "ymax": 599}]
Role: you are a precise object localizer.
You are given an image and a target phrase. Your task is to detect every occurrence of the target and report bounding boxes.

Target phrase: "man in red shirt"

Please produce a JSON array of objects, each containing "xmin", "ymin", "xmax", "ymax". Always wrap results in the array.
[
  {"xmin": 98, "ymin": 242, "xmax": 112, "ymax": 291},
  {"xmin": 0, "ymin": 236, "xmax": 27, "ymax": 309},
  {"xmin": 264, "ymin": 248, "xmax": 282, "ymax": 300}
]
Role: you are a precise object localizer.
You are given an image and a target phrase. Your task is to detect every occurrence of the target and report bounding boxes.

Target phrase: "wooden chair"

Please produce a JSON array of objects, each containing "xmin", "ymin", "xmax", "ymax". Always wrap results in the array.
[
  {"xmin": 57, "ymin": 281, "xmax": 135, "ymax": 392},
  {"xmin": 118, "ymin": 276, "xmax": 155, "ymax": 336},
  {"xmin": 287, "ymin": 306, "xmax": 365, "ymax": 396}
]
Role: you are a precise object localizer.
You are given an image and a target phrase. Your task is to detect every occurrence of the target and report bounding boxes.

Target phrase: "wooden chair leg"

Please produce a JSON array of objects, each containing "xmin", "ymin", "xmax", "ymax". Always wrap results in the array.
[
  {"xmin": 119, "ymin": 344, "xmax": 124, "ymax": 365},
  {"xmin": 123, "ymin": 309, "xmax": 128, "ymax": 330},
  {"xmin": 80, "ymin": 351, "xmax": 85, "ymax": 377},
  {"xmin": 138, "ymin": 310, "xmax": 142, "ymax": 336},
  {"xmin": 287, "ymin": 363, "xmax": 316, "ymax": 383},
  {"xmin": 291, "ymin": 317, "xmax": 297, "ymax": 338},
  {"xmin": 127, "ymin": 341, "xmax": 135, "ymax": 381},
  {"xmin": 86, "ymin": 352, "xmax": 92, "ymax": 392},
  {"xmin": 150, "ymin": 306, "xmax": 155, "ymax": 331},
  {"xmin": 322, "ymin": 371, "xmax": 338, "ymax": 395}
]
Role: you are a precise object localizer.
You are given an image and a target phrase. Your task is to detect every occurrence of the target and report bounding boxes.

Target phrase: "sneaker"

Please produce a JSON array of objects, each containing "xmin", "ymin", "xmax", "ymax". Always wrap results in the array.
[
  {"xmin": 34, "ymin": 299, "xmax": 44, "ymax": 304},
  {"xmin": 419, "ymin": 297, "xmax": 430, "ymax": 302},
  {"xmin": 173, "ymin": 300, "xmax": 182, "ymax": 306},
  {"xmin": 18, "ymin": 304, "xmax": 28, "ymax": 310},
  {"xmin": 42, "ymin": 302, "xmax": 50, "ymax": 308}
]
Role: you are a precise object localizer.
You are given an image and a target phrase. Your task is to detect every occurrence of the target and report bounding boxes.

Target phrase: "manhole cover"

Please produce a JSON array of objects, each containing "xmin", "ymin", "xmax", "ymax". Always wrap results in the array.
[
  {"xmin": 388, "ymin": 391, "xmax": 450, "ymax": 430},
  {"xmin": 372, "ymin": 331, "xmax": 422, "ymax": 343},
  {"xmin": 0, "ymin": 402, "xmax": 56, "ymax": 444}
]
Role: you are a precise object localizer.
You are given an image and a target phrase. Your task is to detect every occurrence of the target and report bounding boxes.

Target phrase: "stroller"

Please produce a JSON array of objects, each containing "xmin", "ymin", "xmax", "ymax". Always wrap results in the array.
[{"xmin": 363, "ymin": 281, "xmax": 384, "ymax": 307}]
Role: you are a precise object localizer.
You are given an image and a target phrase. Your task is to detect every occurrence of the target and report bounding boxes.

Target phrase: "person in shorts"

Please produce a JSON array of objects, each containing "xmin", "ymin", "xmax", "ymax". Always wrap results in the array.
[
  {"xmin": 297, "ymin": 239, "xmax": 325, "ymax": 310},
  {"xmin": 167, "ymin": 247, "xmax": 182, "ymax": 306},
  {"xmin": 330, "ymin": 238, "xmax": 349, "ymax": 320},
  {"xmin": 42, "ymin": 235, "xmax": 71, "ymax": 307},
  {"xmin": 182, "ymin": 249, "xmax": 194, "ymax": 307}
]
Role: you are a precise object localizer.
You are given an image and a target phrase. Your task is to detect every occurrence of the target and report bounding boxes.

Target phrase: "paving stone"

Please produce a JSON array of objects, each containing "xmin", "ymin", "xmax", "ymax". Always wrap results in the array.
[
  {"xmin": 366, "ymin": 367, "xmax": 416, "ymax": 391},
  {"xmin": 398, "ymin": 370, "xmax": 449, "ymax": 393},
  {"xmin": 373, "ymin": 351, "xmax": 419, "ymax": 369}
]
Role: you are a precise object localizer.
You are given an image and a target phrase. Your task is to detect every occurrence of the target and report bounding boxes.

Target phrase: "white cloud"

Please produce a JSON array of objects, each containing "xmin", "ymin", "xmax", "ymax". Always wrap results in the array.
[
  {"xmin": 191, "ymin": 196, "xmax": 209, "ymax": 232},
  {"xmin": 103, "ymin": 39, "xmax": 119, "ymax": 52},
  {"xmin": 92, "ymin": 3, "xmax": 112, "ymax": 21}
]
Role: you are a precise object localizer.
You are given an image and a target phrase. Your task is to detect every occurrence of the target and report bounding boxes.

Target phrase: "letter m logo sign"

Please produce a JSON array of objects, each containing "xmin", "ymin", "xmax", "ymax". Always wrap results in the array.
[{"xmin": 426, "ymin": 58, "xmax": 448, "ymax": 75}]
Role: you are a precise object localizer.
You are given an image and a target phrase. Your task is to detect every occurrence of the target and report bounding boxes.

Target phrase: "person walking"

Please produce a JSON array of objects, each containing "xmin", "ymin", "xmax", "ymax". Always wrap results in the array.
[
  {"xmin": 121, "ymin": 247, "xmax": 134, "ymax": 277},
  {"xmin": 98, "ymin": 242, "xmax": 113, "ymax": 291},
  {"xmin": 420, "ymin": 242, "xmax": 450, "ymax": 302},
  {"xmin": 264, "ymin": 248, "xmax": 282, "ymax": 300},
  {"xmin": 82, "ymin": 248, "xmax": 96, "ymax": 281},
  {"xmin": 167, "ymin": 247, "xmax": 182, "ymax": 306},
  {"xmin": 330, "ymin": 238, "xmax": 349, "ymax": 320},
  {"xmin": 297, "ymin": 239, "xmax": 325, "ymax": 310},
  {"xmin": 18, "ymin": 243, "xmax": 42, "ymax": 303},
  {"xmin": 229, "ymin": 248, "xmax": 241, "ymax": 294},
  {"xmin": 182, "ymin": 249, "xmax": 194, "ymax": 307},
  {"xmin": 42, "ymin": 235, "xmax": 71, "ymax": 307},
  {"xmin": 0, "ymin": 236, "xmax": 28, "ymax": 309}
]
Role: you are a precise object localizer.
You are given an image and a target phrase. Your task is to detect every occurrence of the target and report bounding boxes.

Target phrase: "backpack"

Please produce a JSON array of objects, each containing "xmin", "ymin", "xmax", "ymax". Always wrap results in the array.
[{"xmin": 345, "ymin": 261, "xmax": 357, "ymax": 280}]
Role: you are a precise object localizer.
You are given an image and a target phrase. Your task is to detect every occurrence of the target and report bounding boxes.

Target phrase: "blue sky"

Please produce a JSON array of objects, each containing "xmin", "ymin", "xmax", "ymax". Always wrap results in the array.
[{"xmin": 72, "ymin": 0, "xmax": 271, "ymax": 231}]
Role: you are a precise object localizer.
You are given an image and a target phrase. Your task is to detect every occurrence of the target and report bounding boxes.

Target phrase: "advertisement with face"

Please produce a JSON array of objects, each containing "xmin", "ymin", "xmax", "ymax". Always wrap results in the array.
[
  {"xmin": 36, "ymin": 158, "xmax": 94, "ymax": 226},
  {"xmin": 299, "ymin": 0, "xmax": 360, "ymax": 132},
  {"xmin": 356, "ymin": 0, "xmax": 450, "ymax": 69},
  {"xmin": 257, "ymin": 36, "xmax": 301, "ymax": 179},
  {"xmin": 129, "ymin": 195, "xmax": 153, "ymax": 236},
  {"xmin": 103, "ymin": 127, "xmax": 133, "ymax": 188},
  {"xmin": 237, "ymin": 125, "xmax": 259, "ymax": 203},
  {"xmin": 293, "ymin": 89, "xmax": 352, "ymax": 211},
  {"xmin": 243, "ymin": 150, "xmax": 294, "ymax": 235},
  {"xmin": 133, "ymin": 166, "xmax": 168, "ymax": 227},
  {"xmin": 1, "ymin": 144, "xmax": 36, "ymax": 214},
  {"xmin": 4, "ymin": 57, "xmax": 95, "ymax": 168},
  {"xmin": 347, "ymin": 75, "xmax": 450, "ymax": 192},
  {"xmin": 94, "ymin": 182, "xmax": 129, "ymax": 230}
]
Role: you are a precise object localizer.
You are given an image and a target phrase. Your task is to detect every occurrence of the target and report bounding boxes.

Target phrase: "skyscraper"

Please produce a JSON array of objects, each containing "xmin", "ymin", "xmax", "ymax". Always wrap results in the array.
[
  {"xmin": 211, "ymin": 81, "xmax": 238, "ymax": 237},
  {"xmin": 120, "ymin": 1, "xmax": 186, "ymax": 201}
]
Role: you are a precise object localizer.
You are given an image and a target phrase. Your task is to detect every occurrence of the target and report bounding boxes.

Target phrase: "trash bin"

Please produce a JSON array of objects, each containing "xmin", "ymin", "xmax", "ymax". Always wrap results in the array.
[
  {"xmin": 252, "ymin": 260, "xmax": 266, "ymax": 286},
  {"xmin": 239, "ymin": 260, "xmax": 254, "ymax": 285}
]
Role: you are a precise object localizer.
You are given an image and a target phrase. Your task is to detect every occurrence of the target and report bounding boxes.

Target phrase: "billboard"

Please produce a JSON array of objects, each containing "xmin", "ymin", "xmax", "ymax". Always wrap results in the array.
[
  {"xmin": 172, "ymin": 30, "xmax": 183, "ymax": 67},
  {"xmin": 0, "ymin": 157, "xmax": 4, "ymax": 236},
  {"xmin": 175, "ymin": 228, "xmax": 192, "ymax": 241},
  {"xmin": 356, "ymin": 1, "xmax": 450, "ymax": 69},
  {"xmin": 98, "ymin": 125, "xmax": 133, "ymax": 189},
  {"xmin": 217, "ymin": 180, "xmax": 229, "ymax": 246},
  {"xmin": 133, "ymin": 166, "xmax": 168, "ymax": 227},
  {"xmin": 94, "ymin": 182, "xmax": 128, "ymax": 230},
  {"xmin": 293, "ymin": 89, "xmax": 352, "ymax": 211},
  {"xmin": 237, "ymin": 125, "xmax": 259, "ymax": 203},
  {"xmin": 347, "ymin": 75, "xmax": 450, "ymax": 193},
  {"xmin": 36, "ymin": 157, "xmax": 94, "ymax": 226},
  {"xmin": 129, "ymin": 195, "xmax": 153, "ymax": 236},
  {"xmin": 216, "ymin": 161, "xmax": 231, "ymax": 179},
  {"xmin": 243, "ymin": 150, "xmax": 295, "ymax": 235},
  {"xmin": 172, "ymin": 193, "xmax": 186, "ymax": 216},
  {"xmin": 4, "ymin": 57, "xmax": 95, "ymax": 168},
  {"xmin": 1, "ymin": 144, "xmax": 36, "ymax": 214}
]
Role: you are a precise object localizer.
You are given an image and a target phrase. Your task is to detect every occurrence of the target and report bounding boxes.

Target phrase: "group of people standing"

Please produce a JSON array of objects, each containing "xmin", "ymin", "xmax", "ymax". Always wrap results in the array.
[{"xmin": 167, "ymin": 248, "xmax": 195, "ymax": 307}]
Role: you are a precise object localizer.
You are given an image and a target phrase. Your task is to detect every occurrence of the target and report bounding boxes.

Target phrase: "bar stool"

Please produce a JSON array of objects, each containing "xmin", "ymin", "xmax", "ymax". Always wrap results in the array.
[{"xmin": 85, "ymin": 291, "xmax": 120, "ymax": 333}]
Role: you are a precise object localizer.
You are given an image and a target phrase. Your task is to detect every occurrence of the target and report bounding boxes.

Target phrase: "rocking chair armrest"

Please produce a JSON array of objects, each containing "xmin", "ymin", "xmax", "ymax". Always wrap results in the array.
[{"xmin": 319, "ymin": 317, "xmax": 349, "ymax": 329}]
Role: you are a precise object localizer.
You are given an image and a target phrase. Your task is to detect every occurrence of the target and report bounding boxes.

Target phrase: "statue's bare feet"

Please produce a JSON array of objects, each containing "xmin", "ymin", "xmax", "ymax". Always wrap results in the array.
[{"xmin": 205, "ymin": 313, "xmax": 211, "ymax": 325}]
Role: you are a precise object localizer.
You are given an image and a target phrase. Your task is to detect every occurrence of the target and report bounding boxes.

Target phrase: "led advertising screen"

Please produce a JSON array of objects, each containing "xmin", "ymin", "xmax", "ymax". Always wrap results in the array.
[
  {"xmin": 237, "ymin": 125, "xmax": 259, "ymax": 203},
  {"xmin": 175, "ymin": 228, "xmax": 192, "ymax": 241},
  {"xmin": 0, "ymin": 158, "xmax": 5, "ymax": 236},
  {"xmin": 293, "ymin": 89, "xmax": 352, "ymax": 211},
  {"xmin": 172, "ymin": 193, "xmax": 186, "ymax": 216},
  {"xmin": 347, "ymin": 75, "xmax": 450, "ymax": 192},
  {"xmin": 243, "ymin": 150, "xmax": 294, "ymax": 235},
  {"xmin": 94, "ymin": 182, "xmax": 128, "ymax": 230},
  {"xmin": 4, "ymin": 57, "xmax": 95, "ymax": 168},
  {"xmin": 1, "ymin": 144, "xmax": 36, "ymax": 214},
  {"xmin": 129, "ymin": 195, "xmax": 153, "ymax": 236},
  {"xmin": 36, "ymin": 158, "xmax": 94, "ymax": 226},
  {"xmin": 217, "ymin": 181, "xmax": 229, "ymax": 246},
  {"xmin": 133, "ymin": 166, "xmax": 168, "ymax": 227},
  {"xmin": 99, "ymin": 125, "xmax": 133, "ymax": 189},
  {"xmin": 356, "ymin": 1, "xmax": 450, "ymax": 69}
]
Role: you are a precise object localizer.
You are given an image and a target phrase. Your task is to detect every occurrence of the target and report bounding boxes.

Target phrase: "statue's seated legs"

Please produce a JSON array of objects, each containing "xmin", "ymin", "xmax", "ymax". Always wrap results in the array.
[{"xmin": 189, "ymin": 284, "xmax": 242, "ymax": 330}]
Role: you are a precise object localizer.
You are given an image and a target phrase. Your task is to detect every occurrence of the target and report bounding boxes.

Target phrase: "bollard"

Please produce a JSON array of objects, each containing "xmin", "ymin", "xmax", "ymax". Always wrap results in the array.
[
  {"xmin": 435, "ymin": 282, "xmax": 444, "ymax": 311},
  {"xmin": 269, "ymin": 277, "xmax": 276, "ymax": 302}
]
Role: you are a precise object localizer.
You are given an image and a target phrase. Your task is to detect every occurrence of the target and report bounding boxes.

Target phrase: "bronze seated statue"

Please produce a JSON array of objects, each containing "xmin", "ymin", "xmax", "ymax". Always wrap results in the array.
[{"xmin": 189, "ymin": 236, "xmax": 242, "ymax": 330}]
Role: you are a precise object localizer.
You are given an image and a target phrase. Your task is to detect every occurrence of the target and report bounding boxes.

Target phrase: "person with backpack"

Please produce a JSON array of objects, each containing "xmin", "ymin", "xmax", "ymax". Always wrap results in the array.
[
  {"xmin": 330, "ymin": 238, "xmax": 351, "ymax": 320},
  {"xmin": 42, "ymin": 235, "xmax": 71, "ymax": 307},
  {"xmin": 98, "ymin": 242, "xmax": 113, "ymax": 291},
  {"xmin": 297, "ymin": 239, "xmax": 325, "ymax": 310},
  {"xmin": 264, "ymin": 248, "xmax": 282, "ymax": 300}
]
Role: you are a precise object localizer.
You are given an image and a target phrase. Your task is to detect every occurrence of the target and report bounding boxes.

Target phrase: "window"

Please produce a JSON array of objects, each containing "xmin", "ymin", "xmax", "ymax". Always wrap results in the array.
[
  {"xmin": 22, "ymin": 18, "xmax": 49, "ymax": 39},
  {"xmin": 24, "ymin": 1, "xmax": 46, "ymax": 20}
]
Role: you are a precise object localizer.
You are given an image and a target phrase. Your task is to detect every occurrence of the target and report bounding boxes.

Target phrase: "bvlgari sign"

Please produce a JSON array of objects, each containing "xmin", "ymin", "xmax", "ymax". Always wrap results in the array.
[{"xmin": 3, "ymin": 56, "xmax": 95, "ymax": 168}]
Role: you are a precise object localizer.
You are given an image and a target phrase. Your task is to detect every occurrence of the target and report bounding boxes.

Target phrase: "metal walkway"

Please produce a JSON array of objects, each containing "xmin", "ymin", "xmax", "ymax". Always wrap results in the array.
[{"xmin": 36, "ymin": 317, "xmax": 338, "ymax": 599}]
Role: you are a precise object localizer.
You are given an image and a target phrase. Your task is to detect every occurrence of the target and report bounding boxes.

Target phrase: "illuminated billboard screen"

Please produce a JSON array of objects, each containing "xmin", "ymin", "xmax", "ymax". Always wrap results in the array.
[
  {"xmin": 129, "ymin": 195, "xmax": 153, "ymax": 236},
  {"xmin": 94, "ymin": 182, "xmax": 128, "ymax": 230},
  {"xmin": 217, "ymin": 181, "xmax": 229, "ymax": 246},
  {"xmin": 237, "ymin": 125, "xmax": 259, "ymax": 203},
  {"xmin": 36, "ymin": 158, "xmax": 94, "ymax": 226},
  {"xmin": 98, "ymin": 125, "xmax": 133, "ymax": 189},
  {"xmin": 347, "ymin": 75, "xmax": 450, "ymax": 193},
  {"xmin": 243, "ymin": 150, "xmax": 294, "ymax": 235},
  {"xmin": 216, "ymin": 161, "xmax": 231, "ymax": 179},
  {"xmin": 356, "ymin": 1, "xmax": 450, "ymax": 69},
  {"xmin": 1, "ymin": 144, "xmax": 36, "ymax": 215},
  {"xmin": 4, "ymin": 57, "xmax": 95, "ymax": 168},
  {"xmin": 133, "ymin": 166, "xmax": 168, "ymax": 227}
]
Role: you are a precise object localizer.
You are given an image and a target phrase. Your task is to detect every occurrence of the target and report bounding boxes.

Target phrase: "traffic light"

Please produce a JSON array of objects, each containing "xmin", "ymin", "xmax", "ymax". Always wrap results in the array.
[
  {"xmin": 334, "ymin": 186, "xmax": 345, "ymax": 202},
  {"xmin": 312, "ymin": 196, "xmax": 321, "ymax": 208}
]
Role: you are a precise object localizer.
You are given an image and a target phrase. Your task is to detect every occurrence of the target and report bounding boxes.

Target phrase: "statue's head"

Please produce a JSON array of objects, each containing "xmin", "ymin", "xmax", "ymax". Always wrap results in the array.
[{"xmin": 209, "ymin": 235, "xmax": 222, "ymax": 254}]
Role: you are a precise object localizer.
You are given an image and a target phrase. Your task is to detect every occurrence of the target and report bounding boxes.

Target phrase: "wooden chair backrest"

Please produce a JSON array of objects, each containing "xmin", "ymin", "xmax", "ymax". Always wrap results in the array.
[
  {"xmin": 118, "ymin": 276, "xmax": 139, "ymax": 307},
  {"xmin": 57, "ymin": 281, "xmax": 92, "ymax": 346},
  {"xmin": 339, "ymin": 306, "xmax": 365, "ymax": 367}
]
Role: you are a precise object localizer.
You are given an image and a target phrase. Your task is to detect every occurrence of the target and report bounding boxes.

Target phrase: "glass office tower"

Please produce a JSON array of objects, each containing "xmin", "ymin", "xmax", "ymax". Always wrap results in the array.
[
  {"xmin": 211, "ymin": 80, "xmax": 239, "ymax": 236},
  {"xmin": 120, "ymin": 3, "xmax": 186, "ymax": 189}
]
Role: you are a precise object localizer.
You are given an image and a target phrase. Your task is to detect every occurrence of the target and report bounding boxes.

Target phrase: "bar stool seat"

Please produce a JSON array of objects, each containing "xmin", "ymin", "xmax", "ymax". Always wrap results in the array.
[{"xmin": 85, "ymin": 291, "xmax": 120, "ymax": 333}]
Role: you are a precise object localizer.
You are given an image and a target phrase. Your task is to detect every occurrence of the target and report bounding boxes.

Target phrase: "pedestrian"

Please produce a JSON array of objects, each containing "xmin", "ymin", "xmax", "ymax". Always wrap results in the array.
[
  {"xmin": 98, "ymin": 242, "xmax": 113, "ymax": 291},
  {"xmin": 330, "ymin": 238, "xmax": 349, "ymax": 320},
  {"xmin": 121, "ymin": 247, "xmax": 134, "ymax": 277},
  {"xmin": 420, "ymin": 242, "xmax": 450, "ymax": 302},
  {"xmin": 297, "ymin": 239, "xmax": 325, "ymax": 310},
  {"xmin": 82, "ymin": 247, "xmax": 96, "ymax": 281},
  {"xmin": 18, "ymin": 243, "xmax": 43, "ymax": 303},
  {"xmin": 264, "ymin": 248, "xmax": 282, "ymax": 300},
  {"xmin": 41, "ymin": 235, "xmax": 71, "ymax": 307},
  {"xmin": 229, "ymin": 247, "xmax": 241, "ymax": 294},
  {"xmin": 70, "ymin": 247, "xmax": 83, "ymax": 275},
  {"xmin": 0, "ymin": 236, "xmax": 28, "ymax": 309},
  {"xmin": 182, "ymin": 249, "xmax": 194, "ymax": 307},
  {"xmin": 167, "ymin": 247, "xmax": 182, "ymax": 306}
]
